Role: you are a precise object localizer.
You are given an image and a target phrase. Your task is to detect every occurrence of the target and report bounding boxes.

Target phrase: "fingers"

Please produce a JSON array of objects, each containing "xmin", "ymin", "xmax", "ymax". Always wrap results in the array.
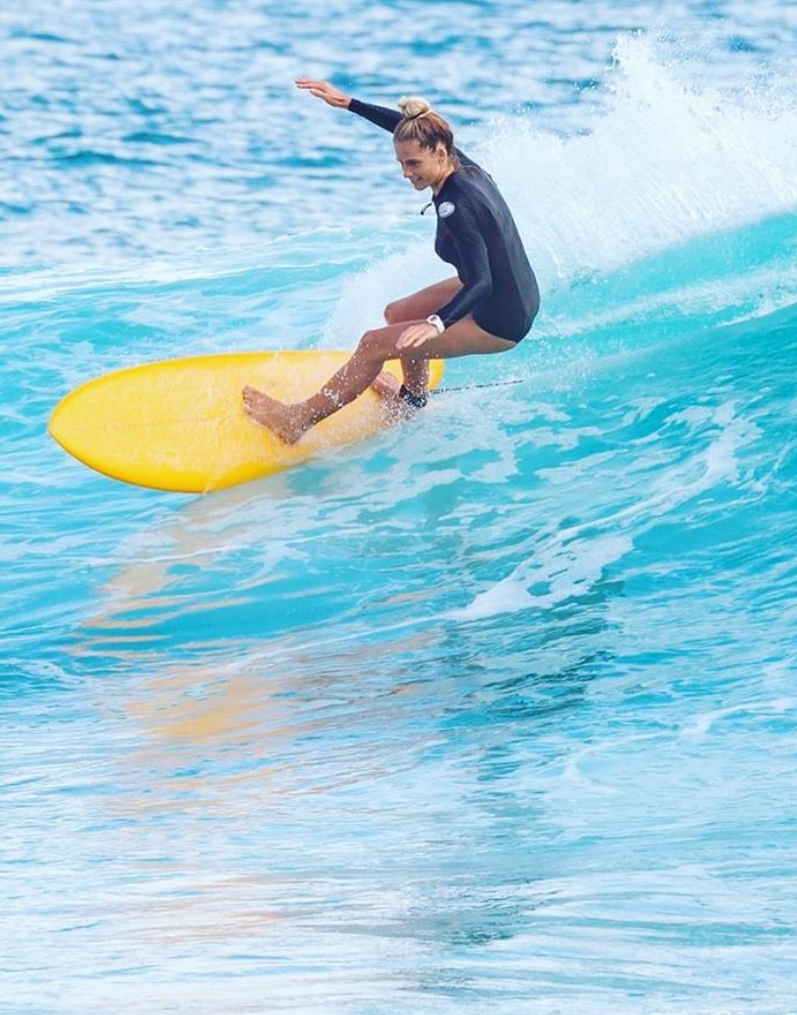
[
  {"xmin": 295, "ymin": 78, "xmax": 327, "ymax": 100},
  {"xmin": 295, "ymin": 78, "xmax": 349, "ymax": 107},
  {"xmin": 397, "ymin": 325, "xmax": 434, "ymax": 351},
  {"xmin": 296, "ymin": 78, "xmax": 332, "ymax": 96}
]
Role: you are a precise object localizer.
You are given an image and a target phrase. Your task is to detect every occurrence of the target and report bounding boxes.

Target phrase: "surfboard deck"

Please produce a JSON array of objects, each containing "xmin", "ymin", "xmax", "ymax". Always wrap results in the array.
[{"xmin": 48, "ymin": 350, "xmax": 444, "ymax": 493}]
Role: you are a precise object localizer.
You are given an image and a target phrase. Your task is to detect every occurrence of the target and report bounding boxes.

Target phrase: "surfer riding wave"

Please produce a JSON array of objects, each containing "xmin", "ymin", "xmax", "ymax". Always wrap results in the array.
[{"xmin": 243, "ymin": 78, "xmax": 540, "ymax": 444}]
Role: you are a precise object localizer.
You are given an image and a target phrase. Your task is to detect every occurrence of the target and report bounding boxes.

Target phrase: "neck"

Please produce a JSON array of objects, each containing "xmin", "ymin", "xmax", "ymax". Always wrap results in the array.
[{"xmin": 432, "ymin": 164, "xmax": 455, "ymax": 195}]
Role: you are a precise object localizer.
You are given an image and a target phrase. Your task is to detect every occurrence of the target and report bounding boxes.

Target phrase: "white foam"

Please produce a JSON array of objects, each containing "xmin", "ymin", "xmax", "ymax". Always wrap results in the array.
[
  {"xmin": 447, "ymin": 532, "xmax": 635, "ymax": 622},
  {"xmin": 483, "ymin": 34, "xmax": 797, "ymax": 286}
]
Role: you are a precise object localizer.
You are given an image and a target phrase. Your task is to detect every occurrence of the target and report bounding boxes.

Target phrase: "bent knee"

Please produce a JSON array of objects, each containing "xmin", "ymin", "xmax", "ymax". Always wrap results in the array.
[
  {"xmin": 358, "ymin": 328, "xmax": 390, "ymax": 358},
  {"xmin": 383, "ymin": 300, "xmax": 405, "ymax": 325}
]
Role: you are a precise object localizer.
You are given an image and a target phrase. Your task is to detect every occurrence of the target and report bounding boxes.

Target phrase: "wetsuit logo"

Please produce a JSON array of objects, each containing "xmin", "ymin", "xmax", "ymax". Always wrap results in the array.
[{"xmin": 438, "ymin": 201, "xmax": 456, "ymax": 219}]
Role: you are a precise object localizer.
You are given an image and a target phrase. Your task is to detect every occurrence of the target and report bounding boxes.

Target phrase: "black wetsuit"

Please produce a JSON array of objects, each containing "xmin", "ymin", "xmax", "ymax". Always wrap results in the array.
[{"xmin": 349, "ymin": 98, "xmax": 540, "ymax": 342}]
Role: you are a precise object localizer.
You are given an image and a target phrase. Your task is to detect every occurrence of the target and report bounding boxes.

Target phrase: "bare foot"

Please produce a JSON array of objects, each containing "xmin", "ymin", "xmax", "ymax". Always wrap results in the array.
[{"xmin": 242, "ymin": 386, "xmax": 309, "ymax": 444}]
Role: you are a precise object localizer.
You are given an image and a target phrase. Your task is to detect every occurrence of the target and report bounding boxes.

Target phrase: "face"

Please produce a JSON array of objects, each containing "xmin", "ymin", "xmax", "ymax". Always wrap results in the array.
[{"xmin": 394, "ymin": 138, "xmax": 450, "ymax": 192}]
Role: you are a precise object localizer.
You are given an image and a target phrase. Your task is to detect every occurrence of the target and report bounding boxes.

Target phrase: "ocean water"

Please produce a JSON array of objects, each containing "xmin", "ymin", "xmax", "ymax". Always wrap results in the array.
[{"xmin": 2, "ymin": 2, "xmax": 797, "ymax": 1013}]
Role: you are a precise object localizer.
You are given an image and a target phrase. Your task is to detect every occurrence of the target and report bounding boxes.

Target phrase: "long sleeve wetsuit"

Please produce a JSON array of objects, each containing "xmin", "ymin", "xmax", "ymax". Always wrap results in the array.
[{"xmin": 348, "ymin": 98, "xmax": 539, "ymax": 342}]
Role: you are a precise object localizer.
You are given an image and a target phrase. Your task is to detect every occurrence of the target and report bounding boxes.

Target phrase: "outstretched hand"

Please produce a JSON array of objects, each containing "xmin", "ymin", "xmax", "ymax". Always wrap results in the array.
[{"xmin": 295, "ymin": 78, "xmax": 351, "ymax": 108}]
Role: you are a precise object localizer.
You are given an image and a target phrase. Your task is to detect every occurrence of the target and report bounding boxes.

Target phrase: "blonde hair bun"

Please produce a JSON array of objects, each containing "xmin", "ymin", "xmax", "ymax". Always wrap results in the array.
[{"xmin": 398, "ymin": 95, "xmax": 432, "ymax": 120}]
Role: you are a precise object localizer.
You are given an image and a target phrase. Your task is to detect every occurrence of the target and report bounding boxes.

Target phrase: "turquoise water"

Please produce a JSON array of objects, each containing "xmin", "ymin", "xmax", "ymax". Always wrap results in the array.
[{"xmin": 3, "ymin": 2, "xmax": 797, "ymax": 1013}]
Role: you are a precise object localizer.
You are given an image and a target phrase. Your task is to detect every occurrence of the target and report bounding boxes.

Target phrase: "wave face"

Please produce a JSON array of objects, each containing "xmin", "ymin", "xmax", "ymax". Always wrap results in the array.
[{"xmin": 2, "ymin": 4, "xmax": 797, "ymax": 1013}]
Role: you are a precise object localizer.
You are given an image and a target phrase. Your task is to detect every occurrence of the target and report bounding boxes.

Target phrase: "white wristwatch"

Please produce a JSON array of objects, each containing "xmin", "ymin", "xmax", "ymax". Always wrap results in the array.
[{"xmin": 426, "ymin": 314, "xmax": 445, "ymax": 334}]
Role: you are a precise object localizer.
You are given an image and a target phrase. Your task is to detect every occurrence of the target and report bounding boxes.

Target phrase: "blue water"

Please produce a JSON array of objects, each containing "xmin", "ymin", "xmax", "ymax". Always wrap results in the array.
[{"xmin": 3, "ymin": 2, "xmax": 797, "ymax": 1013}]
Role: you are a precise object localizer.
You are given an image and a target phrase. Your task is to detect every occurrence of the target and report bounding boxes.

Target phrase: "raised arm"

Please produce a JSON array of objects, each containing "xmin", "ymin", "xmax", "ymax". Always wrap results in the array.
[
  {"xmin": 295, "ymin": 78, "xmax": 475, "ymax": 166},
  {"xmin": 296, "ymin": 78, "xmax": 401, "ymax": 133}
]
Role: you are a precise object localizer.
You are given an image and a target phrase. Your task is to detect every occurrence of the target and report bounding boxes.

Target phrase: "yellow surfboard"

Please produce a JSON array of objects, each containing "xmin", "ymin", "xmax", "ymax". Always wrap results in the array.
[{"xmin": 49, "ymin": 350, "xmax": 444, "ymax": 493}]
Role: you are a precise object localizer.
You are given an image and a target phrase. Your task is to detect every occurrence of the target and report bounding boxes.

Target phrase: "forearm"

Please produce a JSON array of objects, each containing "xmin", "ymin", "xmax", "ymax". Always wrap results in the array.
[{"xmin": 435, "ymin": 277, "xmax": 492, "ymax": 328}]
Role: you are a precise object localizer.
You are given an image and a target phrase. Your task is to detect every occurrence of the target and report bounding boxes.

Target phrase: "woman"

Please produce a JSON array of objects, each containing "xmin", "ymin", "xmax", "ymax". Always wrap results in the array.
[{"xmin": 243, "ymin": 78, "xmax": 539, "ymax": 444}]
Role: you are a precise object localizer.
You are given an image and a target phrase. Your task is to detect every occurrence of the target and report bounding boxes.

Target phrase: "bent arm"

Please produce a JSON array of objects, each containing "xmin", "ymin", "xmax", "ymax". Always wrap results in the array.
[{"xmin": 435, "ymin": 206, "xmax": 493, "ymax": 327}]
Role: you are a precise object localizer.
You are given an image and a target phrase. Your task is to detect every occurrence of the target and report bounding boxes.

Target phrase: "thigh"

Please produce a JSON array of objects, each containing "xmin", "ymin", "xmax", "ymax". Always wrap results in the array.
[
  {"xmin": 386, "ymin": 277, "xmax": 462, "ymax": 324},
  {"xmin": 408, "ymin": 315, "xmax": 517, "ymax": 359},
  {"xmin": 365, "ymin": 315, "xmax": 516, "ymax": 361}
]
